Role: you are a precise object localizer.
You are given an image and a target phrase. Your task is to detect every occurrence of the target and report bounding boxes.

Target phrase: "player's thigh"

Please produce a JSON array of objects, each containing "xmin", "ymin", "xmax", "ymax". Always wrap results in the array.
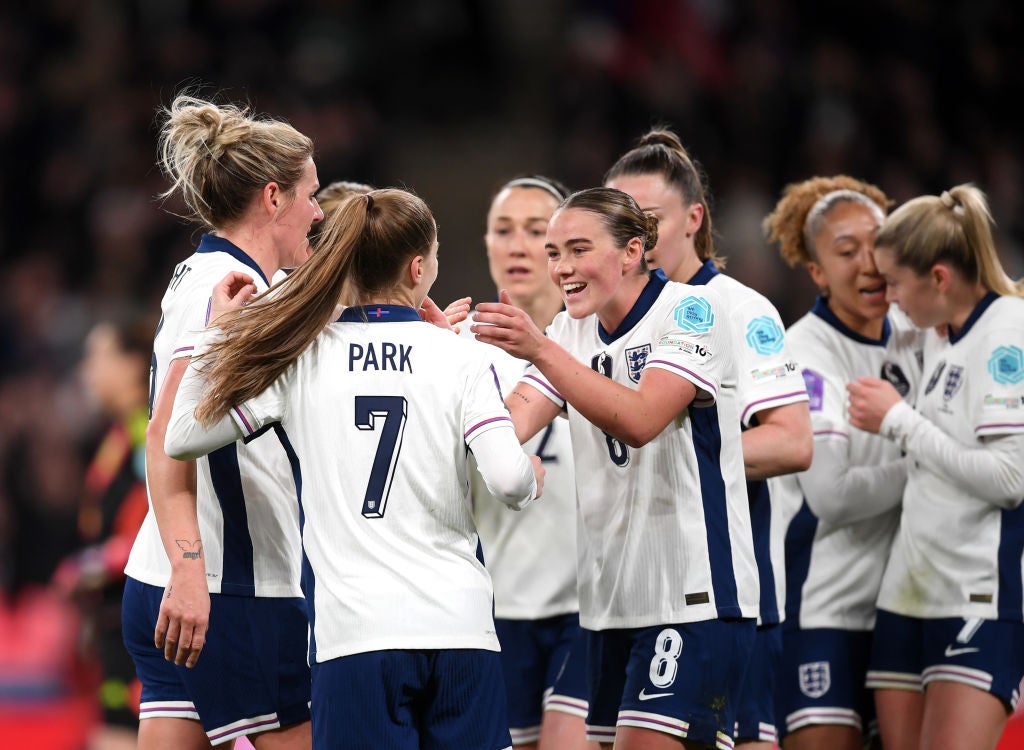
[
  {"xmin": 781, "ymin": 723, "xmax": 861, "ymax": 750},
  {"xmin": 537, "ymin": 709, "xmax": 596, "ymax": 750},
  {"xmin": 249, "ymin": 720, "xmax": 312, "ymax": 750},
  {"xmin": 921, "ymin": 681, "xmax": 1007, "ymax": 750},
  {"xmin": 873, "ymin": 689, "xmax": 923, "ymax": 750},
  {"xmin": 136, "ymin": 717, "xmax": 212, "ymax": 750}
]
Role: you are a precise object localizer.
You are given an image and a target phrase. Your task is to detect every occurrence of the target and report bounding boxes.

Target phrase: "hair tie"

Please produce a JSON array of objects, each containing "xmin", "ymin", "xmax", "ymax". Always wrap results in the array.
[
  {"xmin": 940, "ymin": 190, "xmax": 956, "ymax": 209},
  {"xmin": 366, "ymin": 194, "xmax": 374, "ymax": 213}
]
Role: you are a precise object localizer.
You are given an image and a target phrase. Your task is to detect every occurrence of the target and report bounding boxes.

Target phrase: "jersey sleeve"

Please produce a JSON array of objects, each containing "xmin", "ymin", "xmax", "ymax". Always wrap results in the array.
[
  {"xmin": 161, "ymin": 261, "xmax": 220, "ymax": 363},
  {"xmin": 731, "ymin": 296, "xmax": 808, "ymax": 426},
  {"xmin": 644, "ymin": 288, "xmax": 729, "ymax": 405},
  {"xmin": 228, "ymin": 361, "xmax": 293, "ymax": 441},
  {"xmin": 463, "ymin": 353, "xmax": 517, "ymax": 444},
  {"xmin": 974, "ymin": 328, "xmax": 1024, "ymax": 438}
]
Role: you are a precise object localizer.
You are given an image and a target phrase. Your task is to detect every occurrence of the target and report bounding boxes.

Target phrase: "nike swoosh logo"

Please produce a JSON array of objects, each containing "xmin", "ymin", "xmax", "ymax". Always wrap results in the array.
[
  {"xmin": 638, "ymin": 689, "xmax": 674, "ymax": 701},
  {"xmin": 944, "ymin": 645, "xmax": 980, "ymax": 657}
]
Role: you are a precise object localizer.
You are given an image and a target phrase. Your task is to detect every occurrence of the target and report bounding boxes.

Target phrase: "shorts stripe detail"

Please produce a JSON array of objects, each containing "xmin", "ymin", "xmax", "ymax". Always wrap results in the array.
[
  {"xmin": 544, "ymin": 693, "xmax": 589, "ymax": 718},
  {"xmin": 865, "ymin": 670, "xmax": 923, "ymax": 691},
  {"xmin": 584, "ymin": 724, "xmax": 617, "ymax": 743},
  {"xmin": 786, "ymin": 707, "xmax": 861, "ymax": 732},
  {"xmin": 508, "ymin": 725, "xmax": 541, "ymax": 744},
  {"xmin": 207, "ymin": 713, "xmax": 281, "ymax": 744},
  {"xmin": 617, "ymin": 709, "xmax": 690, "ymax": 737},
  {"xmin": 922, "ymin": 664, "xmax": 993, "ymax": 692},
  {"xmin": 716, "ymin": 732, "xmax": 736, "ymax": 750},
  {"xmin": 743, "ymin": 721, "xmax": 777, "ymax": 742},
  {"xmin": 139, "ymin": 700, "xmax": 200, "ymax": 721}
]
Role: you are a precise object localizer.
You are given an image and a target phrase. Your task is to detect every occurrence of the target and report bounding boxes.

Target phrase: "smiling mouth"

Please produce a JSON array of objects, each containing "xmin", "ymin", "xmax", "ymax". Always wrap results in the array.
[
  {"xmin": 563, "ymin": 282, "xmax": 586, "ymax": 297},
  {"xmin": 859, "ymin": 282, "xmax": 885, "ymax": 297}
]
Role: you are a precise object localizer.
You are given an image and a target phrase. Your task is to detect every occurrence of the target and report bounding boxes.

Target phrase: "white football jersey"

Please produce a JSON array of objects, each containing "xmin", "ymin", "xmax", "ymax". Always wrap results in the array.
[
  {"xmin": 125, "ymin": 235, "xmax": 302, "ymax": 597},
  {"xmin": 772, "ymin": 298, "xmax": 923, "ymax": 630},
  {"xmin": 462, "ymin": 313, "xmax": 579, "ymax": 620},
  {"xmin": 524, "ymin": 273, "xmax": 759, "ymax": 630},
  {"xmin": 878, "ymin": 293, "xmax": 1024, "ymax": 621},
  {"xmin": 223, "ymin": 306, "xmax": 526, "ymax": 662},
  {"xmin": 689, "ymin": 263, "xmax": 809, "ymax": 625}
]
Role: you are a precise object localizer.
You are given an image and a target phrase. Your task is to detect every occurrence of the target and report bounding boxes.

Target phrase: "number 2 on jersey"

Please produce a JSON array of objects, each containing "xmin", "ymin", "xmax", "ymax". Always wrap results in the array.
[{"xmin": 355, "ymin": 396, "xmax": 408, "ymax": 518}]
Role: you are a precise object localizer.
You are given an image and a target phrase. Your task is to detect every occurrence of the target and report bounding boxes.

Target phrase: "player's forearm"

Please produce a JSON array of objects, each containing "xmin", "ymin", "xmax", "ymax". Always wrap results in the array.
[
  {"xmin": 146, "ymin": 437, "xmax": 206, "ymax": 575},
  {"xmin": 530, "ymin": 338, "xmax": 670, "ymax": 447},
  {"xmin": 469, "ymin": 426, "xmax": 538, "ymax": 510},
  {"xmin": 799, "ymin": 440, "xmax": 907, "ymax": 525},
  {"xmin": 742, "ymin": 403, "xmax": 813, "ymax": 480}
]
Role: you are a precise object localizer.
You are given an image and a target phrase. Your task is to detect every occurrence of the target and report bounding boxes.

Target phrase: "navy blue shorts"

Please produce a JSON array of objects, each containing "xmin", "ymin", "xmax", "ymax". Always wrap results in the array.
[
  {"xmin": 867, "ymin": 609, "xmax": 1024, "ymax": 709},
  {"xmin": 311, "ymin": 649, "xmax": 511, "ymax": 750},
  {"xmin": 777, "ymin": 627, "xmax": 872, "ymax": 737},
  {"xmin": 122, "ymin": 578, "xmax": 311, "ymax": 746},
  {"xmin": 734, "ymin": 623, "xmax": 781, "ymax": 744},
  {"xmin": 585, "ymin": 619, "xmax": 756, "ymax": 747},
  {"xmin": 495, "ymin": 613, "xmax": 587, "ymax": 744}
]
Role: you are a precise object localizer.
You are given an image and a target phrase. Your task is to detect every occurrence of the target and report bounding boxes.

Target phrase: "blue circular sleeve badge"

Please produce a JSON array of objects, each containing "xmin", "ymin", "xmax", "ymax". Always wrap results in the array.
[
  {"xmin": 674, "ymin": 295, "xmax": 715, "ymax": 333},
  {"xmin": 745, "ymin": 316, "xmax": 784, "ymax": 355},
  {"xmin": 988, "ymin": 345, "xmax": 1024, "ymax": 385}
]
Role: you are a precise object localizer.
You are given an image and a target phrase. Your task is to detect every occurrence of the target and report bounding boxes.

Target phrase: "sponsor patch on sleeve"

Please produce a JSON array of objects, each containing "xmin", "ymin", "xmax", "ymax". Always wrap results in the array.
[
  {"xmin": 657, "ymin": 335, "xmax": 710, "ymax": 360},
  {"xmin": 673, "ymin": 295, "xmax": 715, "ymax": 333},
  {"xmin": 988, "ymin": 345, "xmax": 1024, "ymax": 385},
  {"xmin": 745, "ymin": 316, "xmax": 785, "ymax": 355},
  {"xmin": 802, "ymin": 368, "xmax": 824, "ymax": 411}
]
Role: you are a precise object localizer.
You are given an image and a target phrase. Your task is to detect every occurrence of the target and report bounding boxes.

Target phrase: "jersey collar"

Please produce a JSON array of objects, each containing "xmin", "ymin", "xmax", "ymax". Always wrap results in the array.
[
  {"xmin": 948, "ymin": 290, "xmax": 999, "ymax": 345},
  {"xmin": 338, "ymin": 304, "xmax": 422, "ymax": 323},
  {"xmin": 197, "ymin": 234, "xmax": 270, "ymax": 287},
  {"xmin": 810, "ymin": 295, "xmax": 891, "ymax": 347},
  {"xmin": 598, "ymin": 271, "xmax": 669, "ymax": 344},
  {"xmin": 683, "ymin": 258, "xmax": 720, "ymax": 287}
]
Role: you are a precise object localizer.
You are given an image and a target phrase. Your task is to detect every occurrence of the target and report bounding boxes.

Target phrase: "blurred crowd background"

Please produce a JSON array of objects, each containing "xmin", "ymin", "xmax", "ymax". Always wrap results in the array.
[{"xmin": 1, "ymin": 1, "xmax": 1022, "ymax": 746}]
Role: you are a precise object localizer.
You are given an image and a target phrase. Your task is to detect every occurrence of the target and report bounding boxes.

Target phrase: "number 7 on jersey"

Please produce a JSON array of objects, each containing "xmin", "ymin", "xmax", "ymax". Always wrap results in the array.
[{"xmin": 355, "ymin": 396, "xmax": 408, "ymax": 518}]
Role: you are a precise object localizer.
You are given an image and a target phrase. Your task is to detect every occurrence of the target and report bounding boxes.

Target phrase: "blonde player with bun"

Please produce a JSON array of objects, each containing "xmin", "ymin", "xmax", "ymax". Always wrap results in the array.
[
  {"xmin": 763, "ymin": 175, "xmax": 923, "ymax": 750},
  {"xmin": 164, "ymin": 188, "xmax": 544, "ymax": 749},
  {"xmin": 122, "ymin": 92, "xmax": 322, "ymax": 749},
  {"xmin": 475, "ymin": 186, "xmax": 759, "ymax": 750},
  {"xmin": 848, "ymin": 184, "xmax": 1024, "ymax": 750}
]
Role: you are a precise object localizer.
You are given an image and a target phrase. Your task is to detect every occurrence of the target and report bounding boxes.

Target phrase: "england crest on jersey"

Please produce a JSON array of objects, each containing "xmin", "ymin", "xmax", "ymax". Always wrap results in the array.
[
  {"xmin": 625, "ymin": 344, "xmax": 651, "ymax": 383},
  {"xmin": 944, "ymin": 365, "xmax": 964, "ymax": 401},
  {"xmin": 798, "ymin": 661, "xmax": 831, "ymax": 699}
]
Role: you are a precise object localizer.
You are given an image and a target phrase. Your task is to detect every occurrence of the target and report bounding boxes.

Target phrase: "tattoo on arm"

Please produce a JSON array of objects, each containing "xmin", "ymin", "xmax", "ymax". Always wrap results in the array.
[
  {"xmin": 175, "ymin": 539, "xmax": 203, "ymax": 560},
  {"xmin": 511, "ymin": 391, "xmax": 531, "ymax": 404}
]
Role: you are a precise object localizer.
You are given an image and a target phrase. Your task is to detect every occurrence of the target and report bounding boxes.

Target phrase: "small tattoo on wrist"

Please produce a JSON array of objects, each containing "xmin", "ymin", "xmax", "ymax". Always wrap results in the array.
[{"xmin": 175, "ymin": 539, "xmax": 203, "ymax": 560}]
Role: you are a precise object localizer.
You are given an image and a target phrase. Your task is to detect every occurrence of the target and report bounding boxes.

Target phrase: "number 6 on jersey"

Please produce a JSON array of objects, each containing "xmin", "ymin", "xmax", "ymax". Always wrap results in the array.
[{"xmin": 355, "ymin": 395, "xmax": 408, "ymax": 518}]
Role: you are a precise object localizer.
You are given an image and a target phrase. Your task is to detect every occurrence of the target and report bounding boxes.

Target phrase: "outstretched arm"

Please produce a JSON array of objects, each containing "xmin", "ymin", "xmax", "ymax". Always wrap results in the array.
[
  {"xmin": 474, "ymin": 294, "xmax": 696, "ymax": 447},
  {"xmin": 849, "ymin": 377, "xmax": 1024, "ymax": 507}
]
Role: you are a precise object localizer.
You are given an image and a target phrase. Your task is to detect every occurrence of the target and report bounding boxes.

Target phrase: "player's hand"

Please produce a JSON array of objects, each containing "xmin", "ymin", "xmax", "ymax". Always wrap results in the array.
[
  {"xmin": 154, "ymin": 563, "xmax": 210, "ymax": 668},
  {"xmin": 418, "ymin": 296, "xmax": 456, "ymax": 331},
  {"xmin": 440, "ymin": 296, "xmax": 472, "ymax": 334},
  {"xmin": 207, "ymin": 271, "xmax": 258, "ymax": 326},
  {"xmin": 472, "ymin": 290, "xmax": 547, "ymax": 360},
  {"xmin": 530, "ymin": 455, "xmax": 545, "ymax": 500},
  {"xmin": 847, "ymin": 377, "xmax": 901, "ymax": 434}
]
